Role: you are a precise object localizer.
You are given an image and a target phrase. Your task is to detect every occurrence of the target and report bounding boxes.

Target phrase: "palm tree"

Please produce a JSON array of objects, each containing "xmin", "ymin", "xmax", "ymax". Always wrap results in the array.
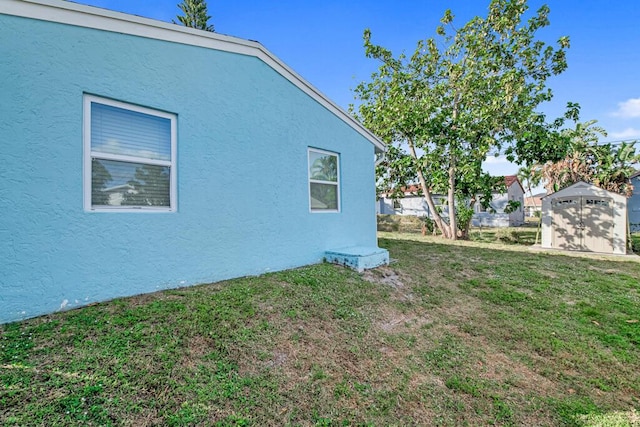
[
  {"xmin": 541, "ymin": 120, "xmax": 639, "ymax": 197},
  {"xmin": 517, "ymin": 164, "xmax": 542, "ymax": 217},
  {"xmin": 311, "ymin": 156, "xmax": 337, "ymax": 182}
]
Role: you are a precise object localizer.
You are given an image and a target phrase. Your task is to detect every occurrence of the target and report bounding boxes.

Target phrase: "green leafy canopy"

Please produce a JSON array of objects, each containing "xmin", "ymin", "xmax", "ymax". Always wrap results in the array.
[{"xmin": 352, "ymin": 0, "xmax": 573, "ymax": 239}]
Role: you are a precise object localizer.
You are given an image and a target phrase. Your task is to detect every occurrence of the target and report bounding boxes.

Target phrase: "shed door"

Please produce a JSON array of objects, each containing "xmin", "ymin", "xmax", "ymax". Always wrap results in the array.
[
  {"xmin": 552, "ymin": 196, "xmax": 614, "ymax": 252},
  {"xmin": 582, "ymin": 198, "xmax": 614, "ymax": 253},
  {"xmin": 552, "ymin": 197, "xmax": 582, "ymax": 250}
]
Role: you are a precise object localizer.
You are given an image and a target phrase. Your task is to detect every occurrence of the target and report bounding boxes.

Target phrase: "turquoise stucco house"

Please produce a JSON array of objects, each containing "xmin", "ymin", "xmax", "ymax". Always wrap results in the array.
[{"xmin": 0, "ymin": 0, "xmax": 388, "ymax": 324}]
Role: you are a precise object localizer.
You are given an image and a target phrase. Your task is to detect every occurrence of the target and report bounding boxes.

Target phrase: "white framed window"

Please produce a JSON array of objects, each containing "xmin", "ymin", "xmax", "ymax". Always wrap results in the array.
[
  {"xmin": 83, "ymin": 95, "xmax": 177, "ymax": 212},
  {"xmin": 308, "ymin": 148, "xmax": 340, "ymax": 212}
]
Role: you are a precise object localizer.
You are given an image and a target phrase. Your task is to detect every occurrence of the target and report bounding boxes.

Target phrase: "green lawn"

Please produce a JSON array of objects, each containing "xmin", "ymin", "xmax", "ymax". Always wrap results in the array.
[{"xmin": 2, "ymin": 234, "xmax": 640, "ymax": 426}]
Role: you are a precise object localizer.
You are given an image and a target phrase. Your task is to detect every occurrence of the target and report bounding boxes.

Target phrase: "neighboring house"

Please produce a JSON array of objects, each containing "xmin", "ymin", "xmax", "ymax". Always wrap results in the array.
[
  {"xmin": 377, "ymin": 188, "xmax": 446, "ymax": 217},
  {"xmin": 523, "ymin": 192, "xmax": 545, "ymax": 217},
  {"xmin": 378, "ymin": 176, "xmax": 525, "ymax": 227},
  {"xmin": 471, "ymin": 175, "xmax": 525, "ymax": 227},
  {"xmin": 628, "ymin": 170, "xmax": 640, "ymax": 232},
  {"xmin": 0, "ymin": 0, "xmax": 388, "ymax": 324},
  {"xmin": 541, "ymin": 182, "xmax": 627, "ymax": 254}
]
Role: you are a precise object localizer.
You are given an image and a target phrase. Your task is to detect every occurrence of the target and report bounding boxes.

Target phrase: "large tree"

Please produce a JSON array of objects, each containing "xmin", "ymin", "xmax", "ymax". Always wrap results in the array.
[
  {"xmin": 353, "ymin": 0, "xmax": 571, "ymax": 239},
  {"xmin": 175, "ymin": 0, "xmax": 214, "ymax": 32}
]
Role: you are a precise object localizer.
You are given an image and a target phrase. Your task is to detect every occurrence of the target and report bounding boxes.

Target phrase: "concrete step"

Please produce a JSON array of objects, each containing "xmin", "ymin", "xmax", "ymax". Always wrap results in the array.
[{"xmin": 325, "ymin": 246, "xmax": 389, "ymax": 272}]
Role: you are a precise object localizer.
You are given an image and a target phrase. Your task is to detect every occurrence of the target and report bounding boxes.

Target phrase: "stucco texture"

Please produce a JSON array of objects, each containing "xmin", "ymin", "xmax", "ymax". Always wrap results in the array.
[{"xmin": 0, "ymin": 15, "xmax": 378, "ymax": 323}]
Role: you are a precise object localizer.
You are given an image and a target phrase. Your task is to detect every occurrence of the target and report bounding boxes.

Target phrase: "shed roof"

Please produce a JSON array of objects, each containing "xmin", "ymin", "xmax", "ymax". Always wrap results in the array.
[
  {"xmin": 1, "ymin": 0, "xmax": 385, "ymax": 152},
  {"xmin": 542, "ymin": 181, "xmax": 626, "ymax": 203}
]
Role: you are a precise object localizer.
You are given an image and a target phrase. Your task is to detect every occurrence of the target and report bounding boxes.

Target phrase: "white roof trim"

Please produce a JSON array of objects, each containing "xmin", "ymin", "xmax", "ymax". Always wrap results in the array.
[
  {"xmin": 1, "ymin": 0, "xmax": 385, "ymax": 152},
  {"xmin": 542, "ymin": 181, "xmax": 626, "ymax": 202}
]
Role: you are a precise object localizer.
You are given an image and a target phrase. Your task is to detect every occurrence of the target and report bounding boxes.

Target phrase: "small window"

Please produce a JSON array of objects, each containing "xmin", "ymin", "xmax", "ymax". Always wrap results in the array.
[
  {"xmin": 477, "ymin": 203, "xmax": 495, "ymax": 213},
  {"xmin": 83, "ymin": 95, "xmax": 177, "ymax": 212},
  {"xmin": 555, "ymin": 199, "xmax": 578, "ymax": 206},
  {"xmin": 308, "ymin": 148, "xmax": 340, "ymax": 212},
  {"xmin": 586, "ymin": 199, "xmax": 609, "ymax": 207}
]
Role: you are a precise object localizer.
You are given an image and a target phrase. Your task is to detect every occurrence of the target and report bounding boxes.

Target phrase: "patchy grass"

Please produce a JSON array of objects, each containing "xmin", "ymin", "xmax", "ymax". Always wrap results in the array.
[
  {"xmin": 468, "ymin": 226, "xmax": 540, "ymax": 245},
  {"xmin": 2, "ymin": 234, "xmax": 640, "ymax": 426}
]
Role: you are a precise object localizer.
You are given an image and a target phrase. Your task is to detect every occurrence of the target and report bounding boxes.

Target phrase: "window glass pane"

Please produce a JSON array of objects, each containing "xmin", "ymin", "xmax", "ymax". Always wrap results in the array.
[
  {"xmin": 310, "ymin": 183, "xmax": 338, "ymax": 210},
  {"xmin": 557, "ymin": 199, "xmax": 578, "ymax": 205},
  {"xmin": 309, "ymin": 151, "xmax": 338, "ymax": 182},
  {"xmin": 586, "ymin": 199, "xmax": 609, "ymax": 207},
  {"xmin": 92, "ymin": 158, "xmax": 170, "ymax": 207},
  {"xmin": 91, "ymin": 102, "xmax": 171, "ymax": 161}
]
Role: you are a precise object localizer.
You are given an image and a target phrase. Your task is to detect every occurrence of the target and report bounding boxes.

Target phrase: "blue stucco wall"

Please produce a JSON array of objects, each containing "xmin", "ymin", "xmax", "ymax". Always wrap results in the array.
[{"xmin": 0, "ymin": 15, "xmax": 378, "ymax": 323}]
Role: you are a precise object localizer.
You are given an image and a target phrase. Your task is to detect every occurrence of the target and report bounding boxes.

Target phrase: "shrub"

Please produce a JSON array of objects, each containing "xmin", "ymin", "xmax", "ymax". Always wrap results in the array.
[{"xmin": 495, "ymin": 228, "xmax": 521, "ymax": 244}]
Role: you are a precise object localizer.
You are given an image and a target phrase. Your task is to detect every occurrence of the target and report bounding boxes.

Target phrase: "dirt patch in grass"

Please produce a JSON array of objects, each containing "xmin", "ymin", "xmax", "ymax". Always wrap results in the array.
[
  {"xmin": 179, "ymin": 334, "xmax": 215, "ymax": 369},
  {"xmin": 376, "ymin": 312, "xmax": 433, "ymax": 333},
  {"xmin": 458, "ymin": 329, "xmax": 559, "ymax": 396},
  {"xmin": 362, "ymin": 265, "xmax": 406, "ymax": 289},
  {"xmin": 362, "ymin": 266, "xmax": 415, "ymax": 303}
]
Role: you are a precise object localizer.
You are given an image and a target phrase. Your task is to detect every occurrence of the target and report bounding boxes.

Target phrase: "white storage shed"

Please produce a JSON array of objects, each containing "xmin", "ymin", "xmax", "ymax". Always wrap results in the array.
[{"xmin": 541, "ymin": 182, "xmax": 627, "ymax": 254}]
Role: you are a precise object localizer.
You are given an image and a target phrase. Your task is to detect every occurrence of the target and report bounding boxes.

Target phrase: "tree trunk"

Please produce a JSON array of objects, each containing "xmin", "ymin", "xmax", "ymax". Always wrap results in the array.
[
  {"xmin": 408, "ymin": 139, "xmax": 451, "ymax": 238},
  {"xmin": 422, "ymin": 185, "xmax": 450, "ymax": 239},
  {"xmin": 448, "ymin": 155, "xmax": 457, "ymax": 240},
  {"xmin": 448, "ymin": 87, "xmax": 463, "ymax": 241},
  {"xmin": 460, "ymin": 198, "xmax": 475, "ymax": 239}
]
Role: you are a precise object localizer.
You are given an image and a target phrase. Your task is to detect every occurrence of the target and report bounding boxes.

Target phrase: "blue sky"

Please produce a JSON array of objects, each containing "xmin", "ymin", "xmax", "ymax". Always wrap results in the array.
[{"xmin": 76, "ymin": 0, "xmax": 640, "ymax": 177}]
